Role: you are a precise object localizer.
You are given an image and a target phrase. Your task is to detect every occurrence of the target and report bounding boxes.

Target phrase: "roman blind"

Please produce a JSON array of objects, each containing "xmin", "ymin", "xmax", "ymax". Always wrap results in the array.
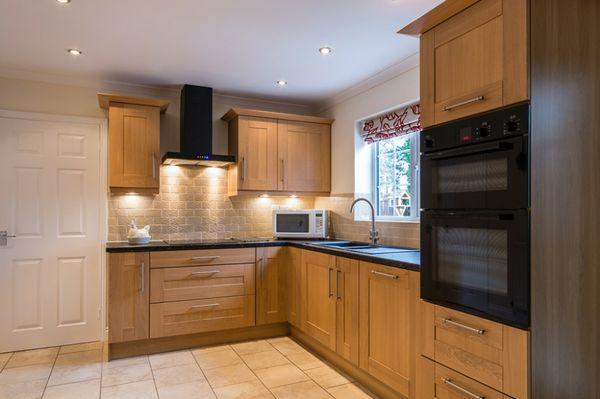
[{"xmin": 360, "ymin": 103, "xmax": 420, "ymax": 144}]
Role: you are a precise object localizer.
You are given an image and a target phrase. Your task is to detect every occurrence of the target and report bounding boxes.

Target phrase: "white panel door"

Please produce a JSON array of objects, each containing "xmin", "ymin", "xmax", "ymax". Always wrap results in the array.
[{"xmin": 0, "ymin": 115, "xmax": 102, "ymax": 352}]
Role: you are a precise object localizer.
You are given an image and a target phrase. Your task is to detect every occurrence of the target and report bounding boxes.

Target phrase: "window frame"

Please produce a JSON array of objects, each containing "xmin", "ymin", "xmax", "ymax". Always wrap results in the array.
[{"xmin": 371, "ymin": 132, "xmax": 420, "ymax": 223}]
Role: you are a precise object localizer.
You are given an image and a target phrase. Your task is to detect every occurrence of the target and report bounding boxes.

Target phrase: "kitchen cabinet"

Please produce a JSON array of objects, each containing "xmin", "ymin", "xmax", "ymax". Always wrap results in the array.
[
  {"xmin": 359, "ymin": 261, "xmax": 420, "ymax": 398},
  {"xmin": 256, "ymin": 247, "xmax": 287, "ymax": 325},
  {"xmin": 420, "ymin": 303, "xmax": 530, "ymax": 399},
  {"xmin": 98, "ymin": 93, "xmax": 170, "ymax": 194},
  {"xmin": 278, "ymin": 120, "xmax": 331, "ymax": 193},
  {"xmin": 301, "ymin": 250, "xmax": 337, "ymax": 350},
  {"xmin": 222, "ymin": 108, "xmax": 333, "ymax": 196},
  {"xmin": 286, "ymin": 247, "xmax": 303, "ymax": 328},
  {"xmin": 108, "ymin": 252, "xmax": 150, "ymax": 343},
  {"xmin": 413, "ymin": 0, "xmax": 528, "ymax": 127},
  {"xmin": 334, "ymin": 257, "xmax": 360, "ymax": 366}
]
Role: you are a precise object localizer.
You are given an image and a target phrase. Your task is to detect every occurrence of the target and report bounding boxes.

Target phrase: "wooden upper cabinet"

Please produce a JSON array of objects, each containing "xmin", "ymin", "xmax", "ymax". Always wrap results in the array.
[
  {"xmin": 108, "ymin": 252, "xmax": 150, "ymax": 343},
  {"xmin": 232, "ymin": 116, "xmax": 279, "ymax": 191},
  {"xmin": 99, "ymin": 93, "xmax": 169, "ymax": 194},
  {"xmin": 222, "ymin": 108, "xmax": 333, "ymax": 196},
  {"xmin": 415, "ymin": 0, "xmax": 529, "ymax": 127},
  {"xmin": 278, "ymin": 121, "xmax": 331, "ymax": 193},
  {"xmin": 256, "ymin": 246, "xmax": 287, "ymax": 325}
]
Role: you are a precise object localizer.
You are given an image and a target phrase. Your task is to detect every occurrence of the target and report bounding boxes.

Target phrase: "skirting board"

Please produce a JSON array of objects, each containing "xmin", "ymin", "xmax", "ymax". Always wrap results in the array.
[{"xmin": 108, "ymin": 322, "xmax": 289, "ymax": 360}]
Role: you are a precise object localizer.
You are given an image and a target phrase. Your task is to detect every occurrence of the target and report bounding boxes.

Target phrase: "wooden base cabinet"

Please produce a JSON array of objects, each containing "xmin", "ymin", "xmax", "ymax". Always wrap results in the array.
[
  {"xmin": 256, "ymin": 247, "xmax": 287, "ymax": 325},
  {"xmin": 108, "ymin": 252, "xmax": 150, "ymax": 343},
  {"xmin": 335, "ymin": 257, "xmax": 360, "ymax": 366},
  {"xmin": 359, "ymin": 262, "xmax": 420, "ymax": 398},
  {"xmin": 286, "ymin": 247, "xmax": 303, "ymax": 328}
]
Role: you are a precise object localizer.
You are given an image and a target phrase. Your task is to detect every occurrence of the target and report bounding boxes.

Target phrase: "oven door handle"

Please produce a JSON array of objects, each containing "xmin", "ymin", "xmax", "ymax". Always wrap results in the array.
[{"xmin": 423, "ymin": 141, "xmax": 515, "ymax": 161}]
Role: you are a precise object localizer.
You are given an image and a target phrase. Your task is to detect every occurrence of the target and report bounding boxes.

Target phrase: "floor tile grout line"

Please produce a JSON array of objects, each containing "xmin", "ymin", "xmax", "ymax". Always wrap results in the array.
[
  {"xmin": 147, "ymin": 352, "xmax": 161, "ymax": 399},
  {"xmin": 40, "ymin": 346, "xmax": 60, "ymax": 398},
  {"xmin": 190, "ymin": 348, "xmax": 219, "ymax": 397},
  {"xmin": 0, "ymin": 352, "xmax": 15, "ymax": 373},
  {"xmin": 233, "ymin": 340, "xmax": 277, "ymax": 397}
]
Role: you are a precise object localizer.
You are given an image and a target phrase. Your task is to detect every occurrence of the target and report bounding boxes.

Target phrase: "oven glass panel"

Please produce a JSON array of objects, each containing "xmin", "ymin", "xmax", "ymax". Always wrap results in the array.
[
  {"xmin": 434, "ymin": 158, "xmax": 508, "ymax": 194},
  {"xmin": 276, "ymin": 214, "xmax": 309, "ymax": 233},
  {"xmin": 434, "ymin": 226, "xmax": 508, "ymax": 295}
]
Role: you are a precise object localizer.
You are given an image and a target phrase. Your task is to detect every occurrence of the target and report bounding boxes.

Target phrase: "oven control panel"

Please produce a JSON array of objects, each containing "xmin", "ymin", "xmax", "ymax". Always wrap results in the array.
[{"xmin": 421, "ymin": 103, "xmax": 529, "ymax": 152}]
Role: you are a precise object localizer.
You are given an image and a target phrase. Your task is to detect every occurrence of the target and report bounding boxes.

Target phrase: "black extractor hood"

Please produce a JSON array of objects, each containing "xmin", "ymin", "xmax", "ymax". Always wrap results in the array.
[{"xmin": 161, "ymin": 85, "xmax": 236, "ymax": 167}]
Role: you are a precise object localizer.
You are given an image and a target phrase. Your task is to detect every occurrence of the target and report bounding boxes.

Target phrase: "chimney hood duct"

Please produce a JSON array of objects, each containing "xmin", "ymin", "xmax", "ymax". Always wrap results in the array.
[{"xmin": 161, "ymin": 85, "xmax": 236, "ymax": 167}]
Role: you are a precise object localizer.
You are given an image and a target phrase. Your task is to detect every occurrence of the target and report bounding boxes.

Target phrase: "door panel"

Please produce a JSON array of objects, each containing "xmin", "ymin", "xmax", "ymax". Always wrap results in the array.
[
  {"xmin": 256, "ymin": 247, "xmax": 287, "ymax": 325},
  {"xmin": 238, "ymin": 116, "xmax": 278, "ymax": 191},
  {"xmin": 287, "ymin": 247, "xmax": 302, "ymax": 328},
  {"xmin": 302, "ymin": 250, "xmax": 336, "ymax": 350},
  {"xmin": 278, "ymin": 121, "xmax": 330, "ymax": 192},
  {"xmin": 0, "ymin": 116, "xmax": 102, "ymax": 352},
  {"xmin": 335, "ymin": 257, "xmax": 359, "ymax": 366}
]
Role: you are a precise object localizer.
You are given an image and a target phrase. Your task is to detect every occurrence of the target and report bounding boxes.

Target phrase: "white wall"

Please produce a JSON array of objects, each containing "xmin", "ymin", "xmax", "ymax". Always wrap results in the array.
[
  {"xmin": 0, "ymin": 76, "xmax": 312, "ymax": 156},
  {"xmin": 319, "ymin": 64, "xmax": 419, "ymax": 195}
]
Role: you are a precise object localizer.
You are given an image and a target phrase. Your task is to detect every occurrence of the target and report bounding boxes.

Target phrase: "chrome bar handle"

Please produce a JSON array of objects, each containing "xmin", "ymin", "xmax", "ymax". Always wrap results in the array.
[
  {"xmin": 190, "ymin": 303, "xmax": 220, "ymax": 310},
  {"xmin": 328, "ymin": 268, "xmax": 334, "ymax": 298},
  {"xmin": 139, "ymin": 262, "xmax": 145, "ymax": 293},
  {"xmin": 281, "ymin": 159, "xmax": 285, "ymax": 182},
  {"xmin": 190, "ymin": 256, "xmax": 220, "ymax": 261},
  {"xmin": 336, "ymin": 269, "xmax": 341, "ymax": 300},
  {"xmin": 371, "ymin": 270, "xmax": 399, "ymax": 280},
  {"xmin": 241, "ymin": 157, "xmax": 246, "ymax": 181},
  {"xmin": 152, "ymin": 152, "xmax": 157, "ymax": 180},
  {"xmin": 442, "ymin": 96, "xmax": 485, "ymax": 111},
  {"xmin": 257, "ymin": 258, "xmax": 264, "ymax": 281},
  {"xmin": 190, "ymin": 270, "xmax": 220, "ymax": 276},
  {"xmin": 442, "ymin": 318, "xmax": 485, "ymax": 335},
  {"xmin": 442, "ymin": 378, "xmax": 485, "ymax": 399}
]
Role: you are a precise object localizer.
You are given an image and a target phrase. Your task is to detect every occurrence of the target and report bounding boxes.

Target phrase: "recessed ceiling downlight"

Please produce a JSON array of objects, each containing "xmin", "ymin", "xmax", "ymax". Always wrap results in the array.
[
  {"xmin": 56, "ymin": 0, "xmax": 71, "ymax": 3},
  {"xmin": 319, "ymin": 47, "xmax": 332, "ymax": 55},
  {"xmin": 276, "ymin": 80, "xmax": 287, "ymax": 86},
  {"xmin": 67, "ymin": 48, "xmax": 82, "ymax": 56}
]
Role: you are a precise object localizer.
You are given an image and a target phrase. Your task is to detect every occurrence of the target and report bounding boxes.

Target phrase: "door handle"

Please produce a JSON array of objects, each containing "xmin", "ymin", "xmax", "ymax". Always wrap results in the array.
[
  {"xmin": 189, "ymin": 270, "xmax": 220, "ymax": 277},
  {"xmin": 139, "ymin": 262, "xmax": 145, "ymax": 293},
  {"xmin": 257, "ymin": 258, "xmax": 264, "ymax": 281},
  {"xmin": 152, "ymin": 152, "xmax": 157, "ymax": 180},
  {"xmin": 0, "ymin": 231, "xmax": 16, "ymax": 246},
  {"xmin": 336, "ymin": 269, "xmax": 341, "ymax": 300},
  {"xmin": 442, "ymin": 95, "xmax": 485, "ymax": 112},
  {"xmin": 441, "ymin": 378, "xmax": 485, "ymax": 399},
  {"xmin": 190, "ymin": 303, "xmax": 220, "ymax": 311},
  {"xmin": 189, "ymin": 256, "xmax": 220, "ymax": 261},
  {"xmin": 442, "ymin": 318, "xmax": 485, "ymax": 335},
  {"xmin": 281, "ymin": 159, "xmax": 285, "ymax": 182},
  {"xmin": 371, "ymin": 270, "xmax": 399, "ymax": 280},
  {"xmin": 241, "ymin": 157, "xmax": 246, "ymax": 181},
  {"xmin": 328, "ymin": 268, "xmax": 334, "ymax": 298}
]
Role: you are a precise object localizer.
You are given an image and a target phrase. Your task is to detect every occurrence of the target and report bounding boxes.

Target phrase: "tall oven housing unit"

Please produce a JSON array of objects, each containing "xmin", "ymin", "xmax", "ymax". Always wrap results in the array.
[{"xmin": 419, "ymin": 103, "xmax": 530, "ymax": 329}]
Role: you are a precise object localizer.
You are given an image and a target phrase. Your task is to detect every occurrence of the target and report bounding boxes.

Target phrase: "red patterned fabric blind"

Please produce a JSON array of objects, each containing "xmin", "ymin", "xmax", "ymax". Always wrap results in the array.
[{"xmin": 360, "ymin": 103, "xmax": 420, "ymax": 144}]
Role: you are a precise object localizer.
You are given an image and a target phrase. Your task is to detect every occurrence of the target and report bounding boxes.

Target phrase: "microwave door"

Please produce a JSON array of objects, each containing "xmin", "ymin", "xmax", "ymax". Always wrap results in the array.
[{"xmin": 275, "ymin": 213, "xmax": 311, "ymax": 236}]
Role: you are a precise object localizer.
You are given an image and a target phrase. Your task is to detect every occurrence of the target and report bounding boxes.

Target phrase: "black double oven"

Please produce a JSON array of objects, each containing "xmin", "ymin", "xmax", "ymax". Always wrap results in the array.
[{"xmin": 420, "ymin": 103, "xmax": 530, "ymax": 329}]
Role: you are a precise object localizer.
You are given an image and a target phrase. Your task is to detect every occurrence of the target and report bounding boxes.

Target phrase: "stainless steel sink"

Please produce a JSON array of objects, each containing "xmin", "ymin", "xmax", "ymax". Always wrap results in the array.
[{"xmin": 310, "ymin": 241, "xmax": 416, "ymax": 254}]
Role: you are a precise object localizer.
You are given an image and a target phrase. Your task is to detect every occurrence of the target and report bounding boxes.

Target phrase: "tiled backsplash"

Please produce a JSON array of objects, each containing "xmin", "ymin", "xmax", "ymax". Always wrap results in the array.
[
  {"xmin": 314, "ymin": 196, "xmax": 420, "ymax": 249},
  {"xmin": 107, "ymin": 166, "xmax": 419, "ymax": 248},
  {"xmin": 107, "ymin": 166, "xmax": 314, "ymax": 241}
]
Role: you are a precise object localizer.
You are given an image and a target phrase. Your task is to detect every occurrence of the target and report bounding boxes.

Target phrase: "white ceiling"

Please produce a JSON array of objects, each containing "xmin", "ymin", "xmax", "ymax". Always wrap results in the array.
[{"xmin": 0, "ymin": 0, "xmax": 441, "ymax": 105}]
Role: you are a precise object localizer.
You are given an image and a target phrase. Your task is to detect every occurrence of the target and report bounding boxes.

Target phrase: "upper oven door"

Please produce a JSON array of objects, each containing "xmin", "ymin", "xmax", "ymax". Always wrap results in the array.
[
  {"xmin": 273, "ymin": 212, "xmax": 312, "ymax": 236},
  {"xmin": 421, "ymin": 136, "xmax": 528, "ymax": 210},
  {"xmin": 420, "ymin": 210, "xmax": 530, "ymax": 328}
]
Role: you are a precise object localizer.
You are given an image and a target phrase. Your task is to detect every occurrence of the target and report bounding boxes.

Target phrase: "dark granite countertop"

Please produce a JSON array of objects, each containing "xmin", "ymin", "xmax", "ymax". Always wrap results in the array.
[{"xmin": 106, "ymin": 238, "xmax": 420, "ymax": 272}]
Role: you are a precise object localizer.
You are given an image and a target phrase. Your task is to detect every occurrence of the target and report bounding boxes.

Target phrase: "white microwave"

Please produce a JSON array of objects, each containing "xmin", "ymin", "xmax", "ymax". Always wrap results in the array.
[{"xmin": 273, "ymin": 210, "xmax": 327, "ymax": 239}]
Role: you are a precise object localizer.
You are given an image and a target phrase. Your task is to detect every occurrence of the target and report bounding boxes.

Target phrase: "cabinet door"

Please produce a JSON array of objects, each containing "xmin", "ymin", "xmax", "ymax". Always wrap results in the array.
[
  {"xmin": 256, "ymin": 247, "xmax": 287, "ymax": 325},
  {"xmin": 109, "ymin": 103, "xmax": 160, "ymax": 190},
  {"xmin": 335, "ymin": 257, "xmax": 359, "ymax": 366},
  {"xmin": 108, "ymin": 252, "xmax": 149, "ymax": 343},
  {"xmin": 237, "ymin": 116, "xmax": 278, "ymax": 191},
  {"xmin": 359, "ymin": 262, "xmax": 419, "ymax": 397},
  {"xmin": 301, "ymin": 250, "xmax": 336, "ymax": 350},
  {"xmin": 420, "ymin": 0, "xmax": 528, "ymax": 127},
  {"xmin": 287, "ymin": 247, "xmax": 303, "ymax": 328},
  {"xmin": 278, "ymin": 121, "xmax": 330, "ymax": 193}
]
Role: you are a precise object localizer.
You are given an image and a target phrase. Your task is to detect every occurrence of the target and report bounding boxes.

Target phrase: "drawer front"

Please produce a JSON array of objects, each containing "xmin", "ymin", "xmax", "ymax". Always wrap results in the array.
[
  {"xmin": 431, "ymin": 306, "xmax": 529, "ymax": 398},
  {"xmin": 150, "ymin": 263, "xmax": 255, "ymax": 303},
  {"xmin": 434, "ymin": 359, "xmax": 505, "ymax": 399},
  {"xmin": 150, "ymin": 248, "xmax": 255, "ymax": 268},
  {"xmin": 150, "ymin": 296, "xmax": 255, "ymax": 338}
]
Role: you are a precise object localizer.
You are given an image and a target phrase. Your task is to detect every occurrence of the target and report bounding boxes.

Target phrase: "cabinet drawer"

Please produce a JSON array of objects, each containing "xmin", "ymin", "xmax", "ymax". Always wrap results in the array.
[
  {"xmin": 427, "ymin": 306, "xmax": 529, "ymax": 398},
  {"xmin": 150, "ymin": 248, "xmax": 255, "ymax": 268},
  {"xmin": 150, "ymin": 263, "xmax": 255, "ymax": 303},
  {"xmin": 419, "ymin": 356, "xmax": 506, "ymax": 399},
  {"xmin": 150, "ymin": 296, "xmax": 255, "ymax": 338}
]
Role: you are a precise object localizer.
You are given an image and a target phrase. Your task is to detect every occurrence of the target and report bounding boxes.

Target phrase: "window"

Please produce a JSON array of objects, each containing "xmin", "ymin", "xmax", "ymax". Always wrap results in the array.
[{"xmin": 373, "ymin": 132, "xmax": 419, "ymax": 220}]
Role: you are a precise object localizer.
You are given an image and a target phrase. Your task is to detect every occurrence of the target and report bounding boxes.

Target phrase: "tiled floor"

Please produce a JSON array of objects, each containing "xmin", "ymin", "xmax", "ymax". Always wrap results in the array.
[{"xmin": 0, "ymin": 337, "xmax": 376, "ymax": 399}]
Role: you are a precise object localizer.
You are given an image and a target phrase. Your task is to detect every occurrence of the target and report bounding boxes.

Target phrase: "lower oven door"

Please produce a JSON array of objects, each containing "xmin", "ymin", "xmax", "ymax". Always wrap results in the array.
[{"xmin": 420, "ymin": 210, "xmax": 529, "ymax": 328}]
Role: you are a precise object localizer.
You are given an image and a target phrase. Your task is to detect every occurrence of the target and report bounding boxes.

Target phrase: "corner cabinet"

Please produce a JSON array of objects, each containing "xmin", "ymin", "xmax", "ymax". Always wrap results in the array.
[
  {"xmin": 222, "ymin": 108, "xmax": 333, "ymax": 196},
  {"xmin": 256, "ymin": 247, "xmax": 287, "ymax": 325},
  {"xmin": 98, "ymin": 93, "xmax": 170, "ymax": 194},
  {"xmin": 409, "ymin": 0, "xmax": 529, "ymax": 127},
  {"xmin": 108, "ymin": 252, "xmax": 150, "ymax": 343}
]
